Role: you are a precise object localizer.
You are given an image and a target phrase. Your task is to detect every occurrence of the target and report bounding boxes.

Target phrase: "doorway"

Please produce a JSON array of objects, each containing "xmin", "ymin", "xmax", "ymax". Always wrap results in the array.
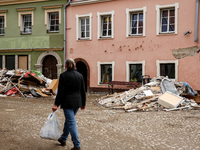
[
  {"xmin": 76, "ymin": 61, "xmax": 88, "ymax": 92},
  {"xmin": 42, "ymin": 55, "xmax": 57, "ymax": 79}
]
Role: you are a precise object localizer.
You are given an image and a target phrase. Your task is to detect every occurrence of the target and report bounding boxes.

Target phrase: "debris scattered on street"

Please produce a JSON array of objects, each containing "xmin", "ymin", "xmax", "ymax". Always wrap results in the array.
[
  {"xmin": 98, "ymin": 76, "xmax": 200, "ymax": 112},
  {"xmin": 0, "ymin": 69, "xmax": 58, "ymax": 98}
]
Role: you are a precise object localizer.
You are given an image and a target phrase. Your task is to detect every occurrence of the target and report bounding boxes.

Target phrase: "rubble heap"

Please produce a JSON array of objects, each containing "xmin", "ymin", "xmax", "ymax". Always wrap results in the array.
[
  {"xmin": 98, "ymin": 76, "xmax": 200, "ymax": 112},
  {"xmin": 0, "ymin": 69, "xmax": 58, "ymax": 98}
]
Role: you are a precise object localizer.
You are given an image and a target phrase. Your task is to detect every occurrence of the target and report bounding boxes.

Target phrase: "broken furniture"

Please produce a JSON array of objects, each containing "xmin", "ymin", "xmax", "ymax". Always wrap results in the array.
[{"xmin": 142, "ymin": 75, "xmax": 151, "ymax": 85}]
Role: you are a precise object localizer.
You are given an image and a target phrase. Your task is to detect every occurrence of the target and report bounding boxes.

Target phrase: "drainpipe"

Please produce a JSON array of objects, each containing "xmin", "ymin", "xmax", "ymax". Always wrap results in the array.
[
  {"xmin": 64, "ymin": 0, "xmax": 71, "ymax": 70},
  {"xmin": 195, "ymin": 0, "xmax": 199, "ymax": 42}
]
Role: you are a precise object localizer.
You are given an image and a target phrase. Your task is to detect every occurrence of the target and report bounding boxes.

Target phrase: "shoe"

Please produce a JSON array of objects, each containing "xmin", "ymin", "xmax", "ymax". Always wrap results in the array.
[
  {"xmin": 58, "ymin": 137, "xmax": 66, "ymax": 146},
  {"xmin": 71, "ymin": 147, "xmax": 81, "ymax": 150}
]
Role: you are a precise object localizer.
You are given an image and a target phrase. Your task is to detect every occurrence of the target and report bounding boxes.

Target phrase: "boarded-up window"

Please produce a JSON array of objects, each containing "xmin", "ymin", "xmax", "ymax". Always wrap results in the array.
[
  {"xmin": 6, "ymin": 55, "xmax": 15, "ymax": 70},
  {"xmin": 0, "ymin": 55, "xmax": 2, "ymax": 69},
  {"xmin": 18, "ymin": 55, "xmax": 28, "ymax": 70}
]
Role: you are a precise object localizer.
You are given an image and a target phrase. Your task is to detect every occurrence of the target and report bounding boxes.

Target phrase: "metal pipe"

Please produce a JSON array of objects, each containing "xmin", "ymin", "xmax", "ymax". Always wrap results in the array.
[
  {"xmin": 64, "ymin": 0, "xmax": 71, "ymax": 70},
  {"xmin": 195, "ymin": 0, "xmax": 199, "ymax": 42}
]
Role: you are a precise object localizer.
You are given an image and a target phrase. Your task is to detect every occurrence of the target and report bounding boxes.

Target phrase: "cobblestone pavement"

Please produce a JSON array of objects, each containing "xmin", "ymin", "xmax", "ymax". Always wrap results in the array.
[{"xmin": 0, "ymin": 94, "xmax": 200, "ymax": 150}]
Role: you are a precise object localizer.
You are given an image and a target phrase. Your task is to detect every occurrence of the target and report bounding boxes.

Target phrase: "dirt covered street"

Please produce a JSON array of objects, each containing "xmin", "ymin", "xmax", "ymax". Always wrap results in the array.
[{"xmin": 0, "ymin": 94, "xmax": 200, "ymax": 150}]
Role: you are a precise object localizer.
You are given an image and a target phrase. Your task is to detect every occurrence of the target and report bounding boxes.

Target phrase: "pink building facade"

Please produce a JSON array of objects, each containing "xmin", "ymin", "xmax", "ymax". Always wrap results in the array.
[{"xmin": 65, "ymin": 0, "xmax": 200, "ymax": 92}]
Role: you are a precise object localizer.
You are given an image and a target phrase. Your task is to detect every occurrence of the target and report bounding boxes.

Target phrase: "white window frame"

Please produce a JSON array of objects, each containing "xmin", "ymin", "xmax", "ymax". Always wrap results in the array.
[
  {"xmin": 97, "ymin": 10, "xmax": 114, "ymax": 39},
  {"xmin": 18, "ymin": 11, "xmax": 34, "ymax": 34},
  {"xmin": 126, "ymin": 61, "xmax": 145, "ymax": 82},
  {"xmin": 76, "ymin": 13, "xmax": 92, "ymax": 40},
  {"xmin": 0, "ymin": 13, "xmax": 6, "ymax": 35},
  {"xmin": 44, "ymin": 9, "xmax": 61, "ymax": 31},
  {"xmin": 126, "ymin": 7, "xmax": 146, "ymax": 37},
  {"xmin": 156, "ymin": 60, "xmax": 178, "ymax": 81},
  {"xmin": 97, "ymin": 61, "xmax": 115, "ymax": 85},
  {"xmin": 156, "ymin": 3, "xmax": 179, "ymax": 35}
]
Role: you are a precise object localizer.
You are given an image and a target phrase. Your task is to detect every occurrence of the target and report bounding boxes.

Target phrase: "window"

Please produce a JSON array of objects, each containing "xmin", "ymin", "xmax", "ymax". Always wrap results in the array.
[
  {"xmin": 156, "ymin": 3, "xmax": 179, "ymax": 35},
  {"xmin": 0, "ymin": 55, "xmax": 2, "ymax": 69},
  {"xmin": 156, "ymin": 60, "xmax": 178, "ymax": 80},
  {"xmin": 0, "ymin": 16, "xmax": 4, "ymax": 35},
  {"xmin": 76, "ymin": 13, "xmax": 92, "ymax": 40},
  {"xmin": 98, "ymin": 61, "xmax": 115, "ymax": 84},
  {"xmin": 49, "ymin": 12, "xmax": 59, "ymax": 32},
  {"xmin": 97, "ymin": 11, "xmax": 114, "ymax": 39},
  {"xmin": 44, "ymin": 9, "xmax": 61, "ymax": 33},
  {"xmin": 126, "ymin": 7, "xmax": 146, "ymax": 37},
  {"xmin": 102, "ymin": 15, "xmax": 112, "ymax": 37},
  {"xmin": 126, "ymin": 61, "xmax": 145, "ymax": 82},
  {"xmin": 6, "ymin": 55, "xmax": 15, "ymax": 70},
  {"xmin": 22, "ymin": 14, "xmax": 32, "ymax": 34},
  {"xmin": 160, "ymin": 63, "xmax": 175, "ymax": 78},
  {"xmin": 18, "ymin": 11, "xmax": 34, "ymax": 35}
]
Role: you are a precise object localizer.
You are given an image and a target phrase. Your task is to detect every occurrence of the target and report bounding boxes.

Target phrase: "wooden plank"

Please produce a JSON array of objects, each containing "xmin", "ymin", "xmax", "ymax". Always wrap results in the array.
[{"xmin": 123, "ymin": 96, "xmax": 160, "ymax": 110}]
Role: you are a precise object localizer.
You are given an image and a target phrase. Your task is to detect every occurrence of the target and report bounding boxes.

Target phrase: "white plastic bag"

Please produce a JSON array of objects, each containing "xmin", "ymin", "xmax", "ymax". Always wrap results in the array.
[{"xmin": 40, "ymin": 112, "xmax": 60, "ymax": 140}]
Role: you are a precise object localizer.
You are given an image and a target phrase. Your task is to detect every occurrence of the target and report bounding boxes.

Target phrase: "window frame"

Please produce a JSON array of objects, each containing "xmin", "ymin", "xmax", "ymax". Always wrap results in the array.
[
  {"xmin": 97, "ymin": 61, "xmax": 115, "ymax": 85},
  {"xmin": 126, "ymin": 61, "xmax": 145, "ymax": 82},
  {"xmin": 126, "ymin": 7, "xmax": 146, "ymax": 37},
  {"xmin": 156, "ymin": 60, "xmax": 178, "ymax": 81},
  {"xmin": 0, "ymin": 13, "xmax": 6, "ymax": 35},
  {"xmin": 18, "ymin": 11, "xmax": 34, "ymax": 35},
  {"xmin": 156, "ymin": 3, "xmax": 179, "ymax": 35},
  {"xmin": 76, "ymin": 13, "xmax": 92, "ymax": 40},
  {"xmin": 44, "ymin": 9, "xmax": 61, "ymax": 33},
  {"xmin": 97, "ymin": 10, "xmax": 114, "ymax": 39}
]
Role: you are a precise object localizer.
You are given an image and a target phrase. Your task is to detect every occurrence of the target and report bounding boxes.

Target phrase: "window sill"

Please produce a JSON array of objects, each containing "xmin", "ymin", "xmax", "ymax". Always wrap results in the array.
[
  {"xmin": 98, "ymin": 82, "xmax": 108, "ymax": 85},
  {"xmin": 128, "ymin": 34, "xmax": 144, "ymax": 38},
  {"xmin": 98, "ymin": 37, "xmax": 113, "ymax": 40},
  {"xmin": 20, "ymin": 32, "xmax": 32, "ymax": 35},
  {"xmin": 158, "ymin": 32, "xmax": 175, "ymax": 35},
  {"xmin": 46, "ymin": 30, "xmax": 59, "ymax": 33},
  {"xmin": 0, "ymin": 34, "xmax": 5, "ymax": 36},
  {"xmin": 77, "ymin": 38, "xmax": 91, "ymax": 41}
]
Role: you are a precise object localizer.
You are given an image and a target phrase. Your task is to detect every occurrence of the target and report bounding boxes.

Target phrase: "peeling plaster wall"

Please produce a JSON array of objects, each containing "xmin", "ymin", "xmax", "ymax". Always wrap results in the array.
[{"xmin": 172, "ymin": 46, "xmax": 199, "ymax": 59}]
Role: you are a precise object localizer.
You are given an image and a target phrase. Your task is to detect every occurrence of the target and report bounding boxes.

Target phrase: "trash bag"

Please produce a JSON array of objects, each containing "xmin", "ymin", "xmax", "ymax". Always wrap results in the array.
[{"xmin": 40, "ymin": 112, "xmax": 60, "ymax": 140}]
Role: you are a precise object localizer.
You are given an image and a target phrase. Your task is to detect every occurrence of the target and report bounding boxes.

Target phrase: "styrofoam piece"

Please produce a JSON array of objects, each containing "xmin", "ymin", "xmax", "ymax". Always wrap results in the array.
[
  {"xmin": 143, "ymin": 90, "xmax": 154, "ymax": 96},
  {"xmin": 158, "ymin": 91, "xmax": 183, "ymax": 109}
]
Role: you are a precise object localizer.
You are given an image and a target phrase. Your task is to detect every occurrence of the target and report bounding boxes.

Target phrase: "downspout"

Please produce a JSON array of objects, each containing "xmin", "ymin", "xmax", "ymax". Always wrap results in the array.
[
  {"xmin": 195, "ymin": 0, "xmax": 199, "ymax": 42},
  {"xmin": 64, "ymin": 0, "xmax": 71, "ymax": 70}
]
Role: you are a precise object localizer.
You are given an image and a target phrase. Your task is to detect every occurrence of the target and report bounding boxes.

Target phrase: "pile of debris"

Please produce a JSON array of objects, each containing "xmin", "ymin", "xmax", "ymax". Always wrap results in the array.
[
  {"xmin": 0, "ymin": 69, "xmax": 58, "ymax": 98},
  {"xmin": 98, "ymin": 76, "xmax": 200, "ymax": 112}
]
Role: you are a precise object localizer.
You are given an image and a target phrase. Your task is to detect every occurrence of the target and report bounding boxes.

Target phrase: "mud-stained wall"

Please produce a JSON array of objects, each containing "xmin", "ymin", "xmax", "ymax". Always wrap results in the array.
[{"xmin": 172, "ymin": 46, "xmax": 199, "ymax": 59}]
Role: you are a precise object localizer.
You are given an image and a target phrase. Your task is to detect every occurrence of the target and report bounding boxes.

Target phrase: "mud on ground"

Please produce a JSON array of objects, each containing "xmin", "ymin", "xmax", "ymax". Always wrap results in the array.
[{"xmin": 0, "ymin": 95, "xmax": 200, "ymax": 150}]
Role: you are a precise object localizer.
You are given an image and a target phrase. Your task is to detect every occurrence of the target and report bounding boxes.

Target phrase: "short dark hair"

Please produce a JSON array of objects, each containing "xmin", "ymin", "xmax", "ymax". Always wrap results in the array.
[{"xmin": 65, "ymin": 58, "xmax": 75, "ymax": 70}]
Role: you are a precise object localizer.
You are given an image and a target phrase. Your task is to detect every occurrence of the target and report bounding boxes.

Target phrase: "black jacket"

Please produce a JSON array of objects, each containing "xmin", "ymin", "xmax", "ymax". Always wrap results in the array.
[{"xmin": 54, "ymin": 69, "xmax": 86, "ymax": 108}]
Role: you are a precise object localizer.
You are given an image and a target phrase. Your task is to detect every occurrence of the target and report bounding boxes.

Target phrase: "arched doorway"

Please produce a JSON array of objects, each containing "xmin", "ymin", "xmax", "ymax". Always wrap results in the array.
[
  {"xmin": 75, "ymin": 59, "xmax": 90, "ymax": 92},
  {"xmin": 35, "ymin": 51, "xmax": 62, "ymax": 79},
  {"xmin": 42, "ymin": 55, "xmax": 58, "ymax": 79}
]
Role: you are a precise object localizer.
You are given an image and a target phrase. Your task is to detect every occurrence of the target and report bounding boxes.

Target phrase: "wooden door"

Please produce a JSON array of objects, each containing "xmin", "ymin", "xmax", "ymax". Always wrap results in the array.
[{"xmin": 42, "ymin": 55, "xmax": 57, "ymax": 79}]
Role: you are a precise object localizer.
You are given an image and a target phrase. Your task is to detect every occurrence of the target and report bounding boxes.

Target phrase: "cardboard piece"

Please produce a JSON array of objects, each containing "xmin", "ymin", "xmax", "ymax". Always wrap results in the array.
[
  {"xmin": 47, "ymin": 79, "xmax": 58, "ymax": 94},
  {"xmin": 158, "ymin": 91, "xmax": 183, "ymax": 109},
  {"xmin": 151, "ymin": 86, "xmax": 161, "ymax": 91}
]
